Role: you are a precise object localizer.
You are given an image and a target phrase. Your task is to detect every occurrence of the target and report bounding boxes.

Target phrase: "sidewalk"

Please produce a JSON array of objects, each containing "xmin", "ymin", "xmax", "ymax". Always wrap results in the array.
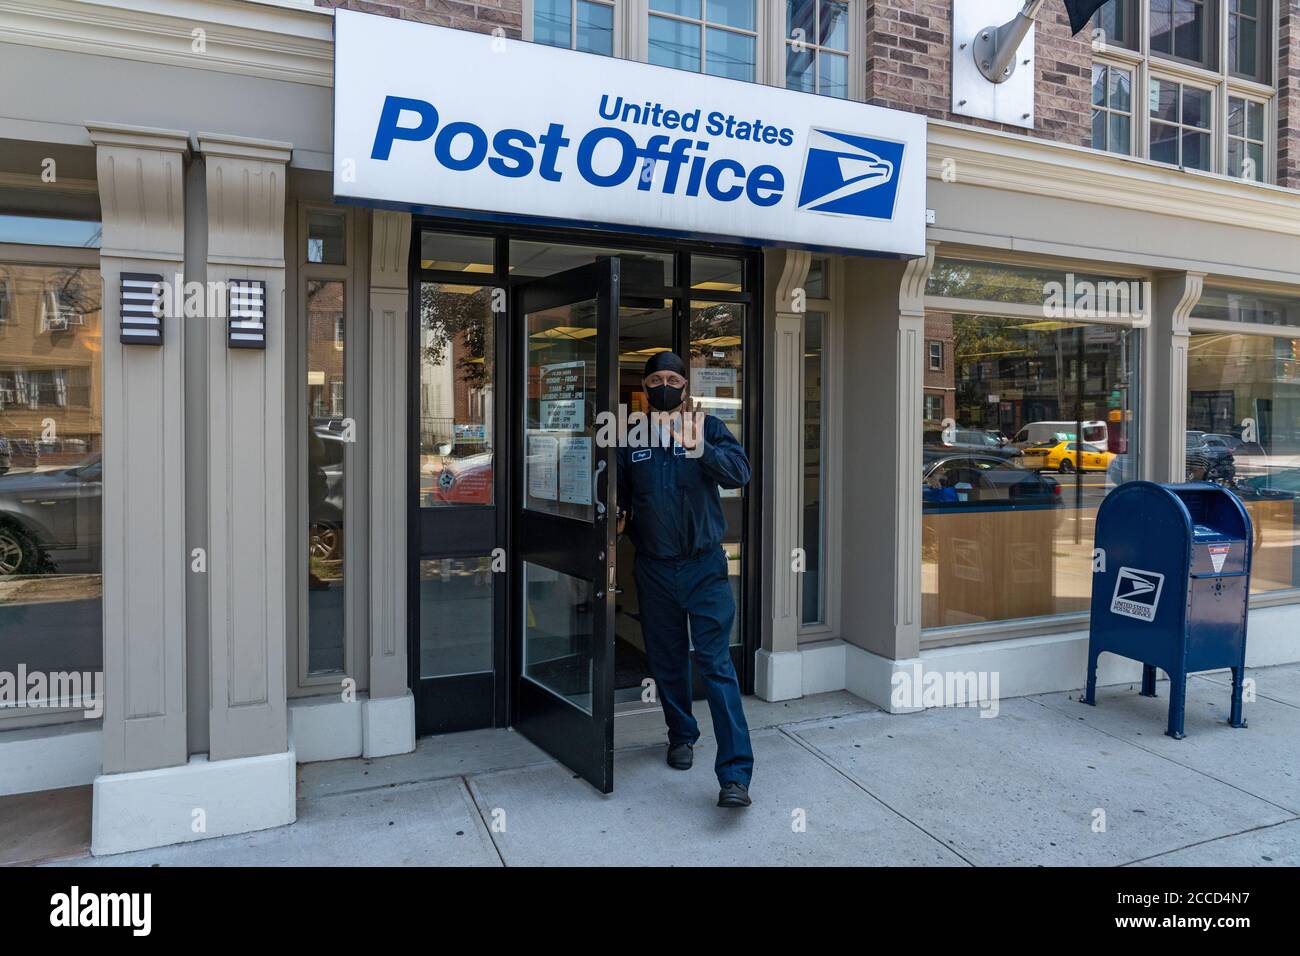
[{"xmin": 52, "ymin": 664, "xmax": 1300, "ymax": 867}]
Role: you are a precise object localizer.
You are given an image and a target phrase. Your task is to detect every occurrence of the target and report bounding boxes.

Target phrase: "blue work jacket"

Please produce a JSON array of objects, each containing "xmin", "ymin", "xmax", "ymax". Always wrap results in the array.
[{"xmin": 616, "ymin": 414, "xmax": 750, "ymax": 561}]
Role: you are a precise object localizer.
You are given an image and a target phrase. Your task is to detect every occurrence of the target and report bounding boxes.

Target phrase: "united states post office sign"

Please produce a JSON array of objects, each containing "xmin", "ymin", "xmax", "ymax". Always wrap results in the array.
[{"xmin": 332, "ymin": 9, "xmax": 926, "ymax": 257}]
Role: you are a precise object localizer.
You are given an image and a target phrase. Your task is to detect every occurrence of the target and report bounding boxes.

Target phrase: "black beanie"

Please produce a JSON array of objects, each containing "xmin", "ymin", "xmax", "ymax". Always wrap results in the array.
[{"xmin": 643, "ymin": 351, "xmax": 687, "ymax": 379}]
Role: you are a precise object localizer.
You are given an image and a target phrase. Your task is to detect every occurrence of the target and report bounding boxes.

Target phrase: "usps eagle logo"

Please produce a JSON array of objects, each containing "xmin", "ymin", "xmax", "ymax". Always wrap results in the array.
[{"xmin": 797, "ymin": 129, "xmax": 905, "ymax": 221}]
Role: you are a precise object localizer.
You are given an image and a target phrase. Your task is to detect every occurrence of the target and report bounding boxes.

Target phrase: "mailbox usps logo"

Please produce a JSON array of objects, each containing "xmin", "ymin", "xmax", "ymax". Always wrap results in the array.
[
  {"xmin": 797, "ymin": 129, "xmax": 905, "ymax": 221},
  {"xmin": 1110, "ymin": 567, "xmax": 1166, "ymax": 622}
]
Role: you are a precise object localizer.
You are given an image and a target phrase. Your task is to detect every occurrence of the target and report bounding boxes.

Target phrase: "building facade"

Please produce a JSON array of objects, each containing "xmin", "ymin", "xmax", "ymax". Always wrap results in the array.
[{"xmin": 1, "ymin": 0, "xmax": 1298, "ymax": 853}]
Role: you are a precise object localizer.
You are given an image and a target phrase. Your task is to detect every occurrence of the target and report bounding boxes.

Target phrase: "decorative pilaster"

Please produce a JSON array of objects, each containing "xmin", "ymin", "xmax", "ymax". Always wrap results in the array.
[
  {"xmin": 895, "ymin": 243, "xmax": 937, "ymax": 651},
  {"xmin": 367, "ymin": 211, "xmax": 411, "ymax": 698},
  {"xmin": 197, "ymin": 132, "xmax": 293, "ymax": 762},
  {"xmin": 88, "ymin": 122, "xmax": 189, "ymax": 774},
  {"xmin": 1152, "ymin": 272, "xmax": 1204, "ymax": 483}
]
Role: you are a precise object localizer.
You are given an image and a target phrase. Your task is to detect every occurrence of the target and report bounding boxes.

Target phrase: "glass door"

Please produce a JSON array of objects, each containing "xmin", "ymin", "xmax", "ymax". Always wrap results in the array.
[{"xmin": 512, "ymin": 259, "xmax": 620, "ymax": 793}]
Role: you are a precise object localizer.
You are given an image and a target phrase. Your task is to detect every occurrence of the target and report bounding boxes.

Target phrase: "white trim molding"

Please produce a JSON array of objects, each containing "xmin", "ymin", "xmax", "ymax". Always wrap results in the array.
[
  {"xmin": 0, "ymin": 0, "xmax": 333, "ymax": 87},
  {"xmin": 928, "ymin": 119, "xmax": 1300, "ymax": 239}
]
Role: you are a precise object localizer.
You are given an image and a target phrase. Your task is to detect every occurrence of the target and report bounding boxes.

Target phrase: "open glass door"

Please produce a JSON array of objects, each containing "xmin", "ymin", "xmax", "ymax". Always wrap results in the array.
[{"xmin": 512, "ymin": 259, "xmax": 619, "ymax": 793}]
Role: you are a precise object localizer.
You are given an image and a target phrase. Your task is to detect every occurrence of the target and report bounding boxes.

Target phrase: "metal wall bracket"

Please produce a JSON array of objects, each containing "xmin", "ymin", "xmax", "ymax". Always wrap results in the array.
[{"xmin": 952, "ymin": 0, "xmax": 1037, "ymax": 129}]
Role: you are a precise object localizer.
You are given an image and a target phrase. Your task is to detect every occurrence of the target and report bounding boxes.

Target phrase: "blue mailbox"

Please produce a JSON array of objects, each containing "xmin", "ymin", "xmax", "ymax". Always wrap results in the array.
[{"xmin": 1084, "ymin": 482, "xmax": 1252, "ymax": 738}]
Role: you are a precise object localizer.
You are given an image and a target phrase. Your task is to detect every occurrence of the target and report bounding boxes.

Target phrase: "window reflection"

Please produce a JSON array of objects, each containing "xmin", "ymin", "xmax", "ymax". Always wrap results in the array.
[
  {"xmin": 1188, "ymin": 331, "xmax": 1300, "ymax": 593},
  {"xmin": 419, "ymin": 283, "xmax": 495, "ymax": 507},
  {"xmin": 690, "ymin": 300, "xmax": 744, "ymax": 645},
  {"xmin": 922, "ymin": 313, "xmax": 1141, "ymax": 628},
  {"xmin": 421, "ymin": 557, "xmax": 494, "ymax": 677},
  {"xmin": 0, "ymin": 261, "xmax": 103, "ymax": 690},
  {"xmin": 306, "ymin": 279, "xmax": 346, "ymax": 673}
]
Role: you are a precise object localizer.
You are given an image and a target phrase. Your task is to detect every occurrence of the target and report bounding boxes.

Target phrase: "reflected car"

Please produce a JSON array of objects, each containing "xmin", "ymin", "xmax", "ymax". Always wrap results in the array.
[
  {"xmin": 922, "ymin": 455, "xmax": 1061, "ymax": 506},
  {"xmin": 1185, "ymin": 431, "xmax": 1236, "ymax": 482},
  {"xmin": 0, "ymin": 455, "xmax": 101, "ymax": 576},
  {"xmin": 922, "ymin": 429, "xmax": 1019, "ymax": 461},
  {"xmin": 1234, "ymin": 469, "xmax": 1300, "ymax": 500},
  {"xmin": 428, "ymin": 452, "xmax": 493, "ymax": 505},
  {"xmin": 1018, "ymin": 440, "xmax": 1115, "ymax": 474}
]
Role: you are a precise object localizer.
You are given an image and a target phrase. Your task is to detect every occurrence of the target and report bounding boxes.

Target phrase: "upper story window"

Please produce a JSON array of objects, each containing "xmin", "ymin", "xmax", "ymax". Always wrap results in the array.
[
  {"xmin": 648, "ymin": 0, "xmax": 758, "ymax": 81},
  {"xmin": 1091, "ymin": 63, "xmax": 1134, "ymax": 155},
  {"xmin": 784, "ymin": 0, "xmax": 849, "ymax": 98},
  {"xmin": 1088, "ymin": 1, "xmax": 1276, "ymax": 182},
  {"xmin": 535, "ymin": 0, "xmax": 616, "ymax": 55},
  {"xmin": 1149, "ymin": 77, "xmax": 1213, "ymax": 170},
  {"xmin": 1093, "ymin": 0, "xmax": 1139, "ymax": 50},
  {"xmin": 1229, "ymin": 0, "xmax": 1268, "ymax": 81},
  {"xmin": 1151, "ymin": 0, "xmax": 1215, "ymax": 68}
]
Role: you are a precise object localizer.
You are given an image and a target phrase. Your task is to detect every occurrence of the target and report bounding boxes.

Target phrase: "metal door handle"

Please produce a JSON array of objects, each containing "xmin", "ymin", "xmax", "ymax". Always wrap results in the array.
[{"xmin": 594, "ymin": 459, "xmax": 607, "ymax": 517}]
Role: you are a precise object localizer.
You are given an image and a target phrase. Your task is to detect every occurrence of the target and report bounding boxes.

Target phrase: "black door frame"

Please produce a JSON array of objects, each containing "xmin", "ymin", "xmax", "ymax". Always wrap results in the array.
[{"xmin": 408, "ymin": 216, "xmax": 764, "ymax": 738}]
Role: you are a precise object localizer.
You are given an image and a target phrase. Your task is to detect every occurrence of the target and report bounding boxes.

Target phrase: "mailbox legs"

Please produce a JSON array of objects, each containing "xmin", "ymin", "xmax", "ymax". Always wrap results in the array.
[
  {"xmin": 1165, "ymin": 675, "xmax": 1187, "ymax": 740},
  {"xmin": 1139, "ymin": 664, "xmax": 1158, "ymax": 698},
  {"xmin": 1083, "ymin": 648, "xmax": 1100, "ymax": 706},
  {"xmin": 1229, "ymin": 666, "xmax": 1248, "ymax": 729}
]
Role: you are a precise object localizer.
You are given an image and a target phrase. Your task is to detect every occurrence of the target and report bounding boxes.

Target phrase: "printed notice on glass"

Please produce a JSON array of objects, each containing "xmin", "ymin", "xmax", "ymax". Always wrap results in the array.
[
  {"xmin": 540, "ymin": 361, "xmax": 585, "ymax": 431},
  {"xmin": 692, "ymin": 366, "xmax": 739, "ymax": 422},
  {"xmin": 527, "ymin": 434, "xmax": 558, "ymax": 501},
  {"xmin": 558, "ymin": 437, "xmax": 592, "ymax": 505}
]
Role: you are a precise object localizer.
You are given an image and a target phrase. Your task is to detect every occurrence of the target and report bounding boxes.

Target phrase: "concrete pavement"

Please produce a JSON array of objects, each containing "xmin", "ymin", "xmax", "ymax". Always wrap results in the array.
[{"xmin": 50, "ymin": 666, "xmax": 1300, "ymax": 867}]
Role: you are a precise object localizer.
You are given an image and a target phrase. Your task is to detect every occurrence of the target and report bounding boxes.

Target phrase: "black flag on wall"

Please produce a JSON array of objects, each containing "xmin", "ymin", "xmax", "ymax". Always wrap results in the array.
[{"xmin": 1063, "ymin": 0, "xmax": 1112, "ymax": 34}]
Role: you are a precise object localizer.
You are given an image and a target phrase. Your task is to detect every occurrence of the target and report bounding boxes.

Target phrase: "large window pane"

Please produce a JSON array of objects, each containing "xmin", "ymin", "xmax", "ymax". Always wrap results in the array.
[
  {"xmin": 1193, "ymin": 288, "xmax": 1300, "ymax": 327},
  {"xmin": 690, "ymin": 301, "xmax": 745, "ymax": 644},
  {"xmin": 421, "ymin": 557, "xmax": 494, "ymax": 677},
  {"xmin": 524, "ymin": 298, "xmax": 597, "ymax": 522},
  {"xmin": 306, "ymin": 280, "xmax": 346, "ymax": 673},
  {"xmin": 1187, "ymin": 331, "xmax": 1300, "ymax": 593},
  {"xmin": 0, "ymin": 259, "xmax": 103, "ymax": 702},
  {"xmin": 534, "ymin": 0, "xmax": 571, "ymax": 48},
  {"xmin": 802, "ymin": 312, "xmax": 827, "ymax": 625},
  {"xmin": 524, "ymin": 561, "xmax": 594, "ymax": 712},
  {"xmin": 419, "ymin": 283, "xmax": 495, "ymax": 507},
  {"xmin": 922, "ymin": 313, "xmax": 1141, "ymax": 629}
]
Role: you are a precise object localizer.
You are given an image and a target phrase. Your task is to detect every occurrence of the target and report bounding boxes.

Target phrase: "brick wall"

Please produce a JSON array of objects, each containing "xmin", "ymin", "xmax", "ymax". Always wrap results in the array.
[
  {"xmin": 319, "ymin": 0, "xmax": 522, "ymax": 37},
  {"xmin": 865, "ymin": 0, "xmax": 1094, "ymax": 146},
  {"xmin": 1279, "ymin": 2, "xmax": 1300, "ymax": 188}
]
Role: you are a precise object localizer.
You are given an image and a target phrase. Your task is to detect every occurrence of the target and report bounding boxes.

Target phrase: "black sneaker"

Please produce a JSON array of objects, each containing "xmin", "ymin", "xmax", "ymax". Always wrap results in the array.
[
  {"xmin": 667, "ymin": 743, "xmax": 693, "ymax": 770},
  {"xmin": 717, "ymin": 781, "xmax": 751, "ymax": 808}
]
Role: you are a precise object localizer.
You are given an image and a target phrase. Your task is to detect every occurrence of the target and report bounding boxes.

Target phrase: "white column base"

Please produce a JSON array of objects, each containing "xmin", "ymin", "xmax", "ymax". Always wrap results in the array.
[
  {"xmin": 754, "ymin": 649, "xmax": 802, "ymax": 701},
  {"xmin": 91, "ymin": 750, "xmax": 296, "ymax": 856},
  {"xmin": 0, "ymin": 722, "xmax": 101, "ymax": 796},
  {"xmin": 363, "ymin": 690, "xmax": 415, "ymax": 758},
  {"xmin": 288, "ymin": 695, "xmax": 363, "ymax": 763}
]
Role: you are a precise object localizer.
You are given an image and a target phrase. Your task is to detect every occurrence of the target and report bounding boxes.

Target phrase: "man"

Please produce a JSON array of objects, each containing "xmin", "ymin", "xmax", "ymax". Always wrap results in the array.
[{"xmin": 616, "ymin": 351, "xmax": 754, "ymax": 808}]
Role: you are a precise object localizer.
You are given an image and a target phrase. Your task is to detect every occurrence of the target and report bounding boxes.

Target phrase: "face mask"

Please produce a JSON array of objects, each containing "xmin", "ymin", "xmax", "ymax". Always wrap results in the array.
[{"xmin": 646, "ymin": 382, "xmax": 685, "ymax": 412}]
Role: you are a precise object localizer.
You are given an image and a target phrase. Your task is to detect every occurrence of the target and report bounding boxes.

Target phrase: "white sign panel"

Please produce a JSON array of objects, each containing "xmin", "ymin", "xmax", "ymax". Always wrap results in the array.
[
  {"xmin": 558, "ymin": 437, "xmax": 592, "ymax": 505},
  {"xmin": 540, "ymin": 361, "xmax": 585, "ymax": 432},
  {"xmin": 333, "ymin": 9, "xmax": 926, "ymax": 256},
  {"xmin": 527, "ymin": 434, "xmax": 558, "ymax": 501}
]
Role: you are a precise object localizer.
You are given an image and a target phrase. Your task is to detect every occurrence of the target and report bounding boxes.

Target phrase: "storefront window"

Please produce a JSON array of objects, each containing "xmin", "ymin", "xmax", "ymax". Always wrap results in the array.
[
  {"xmin": 928, "ymin": 259, "xmax": 1147, "ymax": 316},
  {"xmin": 421, "ymin": 557, "xmax": 495, "ymax": 677},
  {"xmin": 802, "ymin": 310, "xmax": 827, "ymax": 625},
  {"xmin": 0, "ymin": 257, "xmax": 103, "ymax": 701},
  {"xmin": 1192, "ymin": 287, "xmax": 1300, "ymax": 327},
  {"xmin": 306, "ymin": 279, "xmax": 346, "ymax": 673},
  {"xmin": 419, "ymin": 283, "xmax": 496, "ymax": 507},
  {"xmin": 1187, "ymin": 331, "xmax": 1300, "ymax": 593},
  {"xmin": 690, "ymin": 299, "xmax": 744, "ymax": 644},
  {"xmin": 922, "ymin": 313, "xmax": 1141, "ymax": 628}
]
